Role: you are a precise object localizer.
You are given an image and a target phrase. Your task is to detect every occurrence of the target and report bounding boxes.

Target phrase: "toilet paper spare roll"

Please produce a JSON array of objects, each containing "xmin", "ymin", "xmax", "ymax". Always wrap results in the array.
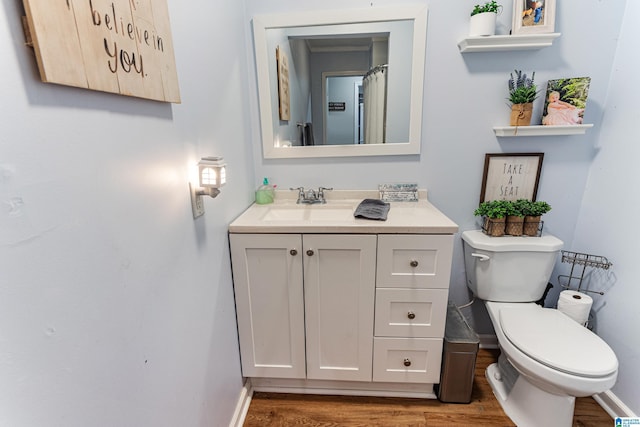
[{"xmin": 557, "ymin": 290, "xmax": 592, "ymax": 326}]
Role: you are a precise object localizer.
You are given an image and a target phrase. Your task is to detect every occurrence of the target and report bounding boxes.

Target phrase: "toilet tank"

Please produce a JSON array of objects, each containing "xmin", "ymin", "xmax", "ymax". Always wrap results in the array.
[{"xmin": 462, "ymin": 230, "xmax": 563, "ymax": 302}]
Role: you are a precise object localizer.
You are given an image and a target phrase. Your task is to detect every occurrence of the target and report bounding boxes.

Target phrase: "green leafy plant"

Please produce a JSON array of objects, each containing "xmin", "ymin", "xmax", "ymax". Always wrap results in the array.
[
  {"xmin": 506, "ymin": 200, "xmax": 526, "ymax": 217},
  {"xmin": 474, "ymin": 200, "xmax": 510, "ymax": 219},
  {"xmin": 471, "ymin": 0, "xmax": 501, "ymax": 16},
  {"xmin": 514, "ymin": 199, "xmax": 552, "ymax": 216},
  {"xmin": 508, "ymin": 70, "xmax": 538, "ymax": 104},
  {"xmin": 527, "ymin": 200, "xmax": 552, "ymax": 216}
]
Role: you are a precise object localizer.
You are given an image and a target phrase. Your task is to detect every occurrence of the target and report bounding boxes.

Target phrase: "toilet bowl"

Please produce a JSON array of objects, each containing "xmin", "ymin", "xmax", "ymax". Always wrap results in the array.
[
  {"xmin": 461, "ymin": 230, "xmax": 618, "ymax": 427},
  {"xmin": 485, "ymin": 302, "xmax": 618, "ymax": 427}
]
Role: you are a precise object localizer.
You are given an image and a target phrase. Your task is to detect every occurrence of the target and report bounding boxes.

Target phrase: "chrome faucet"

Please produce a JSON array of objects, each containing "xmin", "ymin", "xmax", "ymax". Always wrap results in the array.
[{"xmin": 290, "ymin": 187, "xmax": 333, "ymax": 204}]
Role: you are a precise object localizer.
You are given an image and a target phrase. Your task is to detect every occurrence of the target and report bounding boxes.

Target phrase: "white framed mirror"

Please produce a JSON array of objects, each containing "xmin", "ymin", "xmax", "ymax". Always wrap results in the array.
[{"xmin": 252, "ymin": 6, "xmax": 428, "ymax": 159}]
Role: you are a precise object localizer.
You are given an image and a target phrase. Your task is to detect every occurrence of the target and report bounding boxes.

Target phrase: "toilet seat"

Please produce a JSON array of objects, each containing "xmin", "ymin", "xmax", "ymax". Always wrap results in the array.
[{"xmin": 499, "ymin": 306, "xmax": 618, "ymax": 378}]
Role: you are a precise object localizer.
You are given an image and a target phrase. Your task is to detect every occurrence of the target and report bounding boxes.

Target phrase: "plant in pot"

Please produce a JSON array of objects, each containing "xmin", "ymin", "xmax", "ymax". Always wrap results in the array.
[
  {"xmin": 519, "ymin": 199, "xmax": 552, "ymax": 236},
  {"xmin": 474, "ymin": 199, "xmax": 509, "ymax": 237},
  {"xmin": 508, "ymin": 69, "xmax": 538, "ymax": 126},
  {"xmin": 505, "ymin": 200, "xmax": 526, "ymax": 236},
  {"xmin": 469, "ymin": 1, "xmax": 501, "ymax": 36}
]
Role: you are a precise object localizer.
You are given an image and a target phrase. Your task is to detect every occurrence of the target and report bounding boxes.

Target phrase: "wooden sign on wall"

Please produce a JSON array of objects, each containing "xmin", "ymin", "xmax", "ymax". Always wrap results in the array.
[{"xmin": 22, "ymin": 0, "xmax": 181, "ymax": 103}]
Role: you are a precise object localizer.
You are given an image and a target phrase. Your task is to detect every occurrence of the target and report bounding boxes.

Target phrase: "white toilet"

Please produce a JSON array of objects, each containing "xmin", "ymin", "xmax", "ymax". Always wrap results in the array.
[{"xmin": 462, "ymin": 230, "xmax": 618, "ymax": 427}]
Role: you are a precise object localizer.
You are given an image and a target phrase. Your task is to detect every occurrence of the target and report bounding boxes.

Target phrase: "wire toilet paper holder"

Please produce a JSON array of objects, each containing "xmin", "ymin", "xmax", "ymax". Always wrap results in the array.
[{"xmin": 558, "ymin": 250, "xmax": 613, "ymax": 296}]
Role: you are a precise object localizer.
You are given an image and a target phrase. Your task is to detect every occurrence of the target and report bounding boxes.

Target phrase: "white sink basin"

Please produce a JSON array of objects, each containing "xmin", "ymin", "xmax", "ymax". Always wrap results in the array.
[
  {"xmin": 260, "ymin": 207, "xmax": 308, "ymax": 221},
  {"xmin": 260, "ymin": 205, "xmax": 354, "ymax": 222}
]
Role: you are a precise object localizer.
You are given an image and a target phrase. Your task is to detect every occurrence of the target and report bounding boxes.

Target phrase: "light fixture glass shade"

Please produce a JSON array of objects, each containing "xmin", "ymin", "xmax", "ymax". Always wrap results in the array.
[{"xmin": 198, "ymin": 157, "xmax": 226, "ymax": 188}]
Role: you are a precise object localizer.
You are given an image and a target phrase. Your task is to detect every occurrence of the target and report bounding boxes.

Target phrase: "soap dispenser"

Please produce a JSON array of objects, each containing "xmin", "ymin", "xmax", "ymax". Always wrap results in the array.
[{"xmin": 255, "ymin": 178, "xmax": 275, "ymax": 204}]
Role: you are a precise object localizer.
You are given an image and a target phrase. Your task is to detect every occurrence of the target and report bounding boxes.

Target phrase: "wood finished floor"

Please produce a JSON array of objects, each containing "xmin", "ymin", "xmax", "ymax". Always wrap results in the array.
[{"xmin": 243, "ymin": 348, "xmax": 612, "ymax": 427}]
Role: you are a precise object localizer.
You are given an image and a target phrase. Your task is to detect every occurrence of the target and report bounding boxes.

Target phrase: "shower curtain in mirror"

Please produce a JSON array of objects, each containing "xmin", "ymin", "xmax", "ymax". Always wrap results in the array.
[{"xmin": 363, "ymin": 66, "xmax": 387, "ymax": 144}]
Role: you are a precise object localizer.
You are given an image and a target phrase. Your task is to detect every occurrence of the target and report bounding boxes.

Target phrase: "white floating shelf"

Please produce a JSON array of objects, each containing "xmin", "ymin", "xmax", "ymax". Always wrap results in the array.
[
  {"xmin": 493, "ymin": 124, "xmax": 594, "ymax": 137},
  {"xmin": 458, "ymin": 33, "xmax": 561, "ymax": 53}
]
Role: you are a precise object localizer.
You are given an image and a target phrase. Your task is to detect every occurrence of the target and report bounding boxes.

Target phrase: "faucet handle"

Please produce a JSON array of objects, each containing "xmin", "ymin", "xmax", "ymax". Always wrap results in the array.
[
  {"xmin": 318, "ymin": 187, "xmax": 333, "ymax": 194},
  {"xmin": 290, "ymin": 187, "xmax": 305, "ymax": 203},
  {"xmin": 317, "ymin": 187, "xmax": 333, "ymax": 202}
]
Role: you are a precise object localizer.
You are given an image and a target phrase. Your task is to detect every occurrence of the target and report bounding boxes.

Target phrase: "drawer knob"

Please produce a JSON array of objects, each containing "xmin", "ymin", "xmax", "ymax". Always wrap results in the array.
[
  {"xmin": 306, "ymin": 249, "xmax": 315, "ymax": 256},
  {"xmin": 410, "ymin": 260, "xmax": 419, "ymax": 268},
  {"xmin": 403, "ymin": 358, "xmax": 412, "ymax": 367},
  {"xmin": 290, "ymin": 249, "xmax": 298, "ymax": 256},
  {"xmin": 407, "ymin": 311, "xmax": 416, "ymax": 320}
]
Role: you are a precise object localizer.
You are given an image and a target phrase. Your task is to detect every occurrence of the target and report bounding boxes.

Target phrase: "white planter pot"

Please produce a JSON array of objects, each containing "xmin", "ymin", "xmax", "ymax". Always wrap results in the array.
[{"xmin": 469, "ymin": 12, "xmax": 497, "ymax": 36}]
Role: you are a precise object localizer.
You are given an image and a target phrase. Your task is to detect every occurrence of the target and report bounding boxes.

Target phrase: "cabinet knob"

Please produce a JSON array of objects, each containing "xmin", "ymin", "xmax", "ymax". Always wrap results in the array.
[
  {"xmin": 290, "ymin": 249, "xmax": 298, "ymax": 256},
  {"xmin": 403, "ymin": 358, "xmax": 411, "ymax": 367},
  {"xmin": 306, "ymin": 249, "xmax": 314, "ymax": 256},
  {"xmin": 407, "ymin": 311, "xmax": 416, "ymax": 320},
  {"xmin": 410, "ymin": 260, "xmax": 419, "ymax": 268}
]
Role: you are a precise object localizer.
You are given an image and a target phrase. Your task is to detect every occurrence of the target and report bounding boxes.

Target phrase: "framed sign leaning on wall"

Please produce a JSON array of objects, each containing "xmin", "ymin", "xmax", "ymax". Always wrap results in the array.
[
  {"xmin": 512, "ymin": 0, "xmax": 556, "ymax": 34},
  {"xmin": 480, "ymin": 153, "xmax": 544, "ymax": 203}
]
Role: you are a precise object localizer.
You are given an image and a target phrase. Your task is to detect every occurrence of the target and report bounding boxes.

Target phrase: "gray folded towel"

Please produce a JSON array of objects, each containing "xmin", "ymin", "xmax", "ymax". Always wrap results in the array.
[{"xmin": 354, "ymin": 199, "xmax": 390, "ymax": 221}]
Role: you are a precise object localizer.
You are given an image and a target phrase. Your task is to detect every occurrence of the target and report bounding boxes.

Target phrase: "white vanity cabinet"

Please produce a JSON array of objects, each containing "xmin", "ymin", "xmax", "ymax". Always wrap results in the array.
[
  {"xmin": 228, "ymin": 191, "xmax": 458, "ymax": 397},
  {"xmin": 230, "ymin": 233, "xmax": 377, "ymax": 382}
]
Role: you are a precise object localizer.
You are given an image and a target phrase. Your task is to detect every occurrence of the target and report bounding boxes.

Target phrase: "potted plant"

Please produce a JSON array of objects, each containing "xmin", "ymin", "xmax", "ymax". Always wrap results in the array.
[
  {"xmin": 505, "ymin": 200, "xmax": 525, "ymax": 236},
  {"xmin": 469, "ymin": 1, "xmax": 501, "ymax": 36},
  {"xmin": 508, "ymin": 70, "xmax": 538, "ymax": 126},
  {"xmin": 519, "ymin": 200, "xmax": 552, "ymax": 236},
  {"xmin": 474, "ymin": 199, "xmax": 509, "ymax": 237}
]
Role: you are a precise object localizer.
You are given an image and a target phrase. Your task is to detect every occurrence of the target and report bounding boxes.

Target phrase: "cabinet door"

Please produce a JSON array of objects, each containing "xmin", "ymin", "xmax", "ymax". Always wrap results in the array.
[
  {"xmin": 377, "ymin": 235, "xmax": 454, "ymax": 289},
  {"xmin": 303, "ymin": 234, "xmax": 377, "ymax": 381},
  {"xmin": 229, "ymin": 234, "xmax": 305, "ymax": 379}
]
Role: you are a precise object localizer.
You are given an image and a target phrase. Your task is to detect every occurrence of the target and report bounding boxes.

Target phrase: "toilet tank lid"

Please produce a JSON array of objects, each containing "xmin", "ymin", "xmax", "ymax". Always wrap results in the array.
[{"xmin": 462, "ymin": 230, "xmax": 563, "ymax": 252}]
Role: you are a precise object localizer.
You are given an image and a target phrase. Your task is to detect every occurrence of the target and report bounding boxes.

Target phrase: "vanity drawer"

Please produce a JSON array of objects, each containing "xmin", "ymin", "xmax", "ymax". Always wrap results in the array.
[
  {"xmin": 374, "ymin": 288, "xmax": 448, "ymax": 338},
  {"xmin": 376, "ymin": 235, "xmax": 453, "ymax": 289},
  {"xmin": 372, "ymin": 337, "xmax": 443, "ymax": 383}
]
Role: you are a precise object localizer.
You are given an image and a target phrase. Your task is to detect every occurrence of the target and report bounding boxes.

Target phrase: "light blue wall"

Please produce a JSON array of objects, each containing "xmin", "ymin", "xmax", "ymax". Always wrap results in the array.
[
  {"xmin": 245, "ymin": 0, "xmax": 637, "ymax": 415},
  {"xmin": 245, "ymin": 0, "xmax": 625, "ymax": 328},
  {"xmin": 571, "ymin": 1, "xmax": 639, "ymax": 415},
  {"xmin": 0, "ymin": 0, "xmax": 254, "ymax": 425},
  {"xmin": 1, "ymin": 0, "xmax": 637, "ymax": 424}
]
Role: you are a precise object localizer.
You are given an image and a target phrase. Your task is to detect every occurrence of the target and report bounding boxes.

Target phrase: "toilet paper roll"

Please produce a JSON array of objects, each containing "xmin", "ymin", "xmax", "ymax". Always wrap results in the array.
[{"xmin": 557, "ymin": 290, "xmax": 593, "ymax": 326}]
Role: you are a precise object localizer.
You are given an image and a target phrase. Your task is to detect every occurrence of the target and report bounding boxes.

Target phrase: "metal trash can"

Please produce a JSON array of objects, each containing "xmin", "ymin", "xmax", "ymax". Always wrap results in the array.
[{"xmin": 437, "ymin": 301, "xmax": 480, "ymax": 403}]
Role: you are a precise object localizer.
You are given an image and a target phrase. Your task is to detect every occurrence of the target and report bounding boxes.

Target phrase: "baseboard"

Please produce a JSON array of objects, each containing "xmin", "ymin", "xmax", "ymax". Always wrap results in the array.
[
  {"xmin": 594, "ymin": 389, "xmax": 638, "ymax": 418},
  {"xmin": 228, "ymin": 380, "xmax": 253, "ymax": 427},
  {"xmin": 478, "ymin": 333, "xmax": 499, "ymax": 349},
  {"xmin": 250, "ymin": 377, "xmax": 436, "ymax": 399}
]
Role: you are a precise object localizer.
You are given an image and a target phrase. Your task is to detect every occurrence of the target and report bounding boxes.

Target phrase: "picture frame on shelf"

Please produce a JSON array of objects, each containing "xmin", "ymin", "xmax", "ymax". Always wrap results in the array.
[
  {"xmin": 542, "ymin": 77, "xmax": 591, "ymax": 126},
  {"xmin": 512, "ymin": 0, "xmax": 556, "ymax": 34},
  {"xmin": 480, "ymin": 153, "xmax": 544, "ymax": 203}
]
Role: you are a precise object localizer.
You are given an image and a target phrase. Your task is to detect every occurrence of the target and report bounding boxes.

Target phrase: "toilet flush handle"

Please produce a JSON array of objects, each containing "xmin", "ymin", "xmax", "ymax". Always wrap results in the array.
[{"xmin": 471, "ymin": 253, "xmax": 490, "ymax": 262}]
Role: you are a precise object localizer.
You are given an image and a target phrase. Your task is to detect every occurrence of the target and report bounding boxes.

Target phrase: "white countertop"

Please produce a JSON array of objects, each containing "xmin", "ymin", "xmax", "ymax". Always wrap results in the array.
[{"xmin": 229, "ymin": 190, "xmax": 459, "ymax": 234}]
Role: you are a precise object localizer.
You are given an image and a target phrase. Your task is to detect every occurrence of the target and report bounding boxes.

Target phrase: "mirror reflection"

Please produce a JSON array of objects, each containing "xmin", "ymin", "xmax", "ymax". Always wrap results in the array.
[{"xmin": 253, "ymin": 7, "xmax": 427, "ymax": 158}]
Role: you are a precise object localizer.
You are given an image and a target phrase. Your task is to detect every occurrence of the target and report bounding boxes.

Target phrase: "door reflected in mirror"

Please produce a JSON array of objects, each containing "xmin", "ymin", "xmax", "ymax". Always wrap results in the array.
[
  {"xmin": 253, "ymin": 6, "xmax": 427, "ymax": 158},
  {"xmin": 324, "ymin": 73, "xmax": 364, "ymax": 146}
]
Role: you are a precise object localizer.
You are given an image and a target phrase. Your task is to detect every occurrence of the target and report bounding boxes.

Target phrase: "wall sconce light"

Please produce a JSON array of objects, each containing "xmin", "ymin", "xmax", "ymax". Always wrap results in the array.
[{"xmin": 190, "ymin": 156, "xmax": 226, "ymax": 218}]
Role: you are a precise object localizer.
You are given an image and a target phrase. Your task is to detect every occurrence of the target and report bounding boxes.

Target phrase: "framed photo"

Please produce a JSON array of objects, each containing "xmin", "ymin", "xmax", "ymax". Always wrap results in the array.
[
  {"xmin": 275, "ymin": 46, "xmax": 290, "ymax": 121},
  {"xmin": 512, "ymin": 0, "xmax": 556, "ymax": 34},
  {"xmin": 480, "ymin": 153, "xmax": 544, "ymax": 203},
  {"xmin": 542, "ymin": 77, "xmax": 591, "ymax": 126}
]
